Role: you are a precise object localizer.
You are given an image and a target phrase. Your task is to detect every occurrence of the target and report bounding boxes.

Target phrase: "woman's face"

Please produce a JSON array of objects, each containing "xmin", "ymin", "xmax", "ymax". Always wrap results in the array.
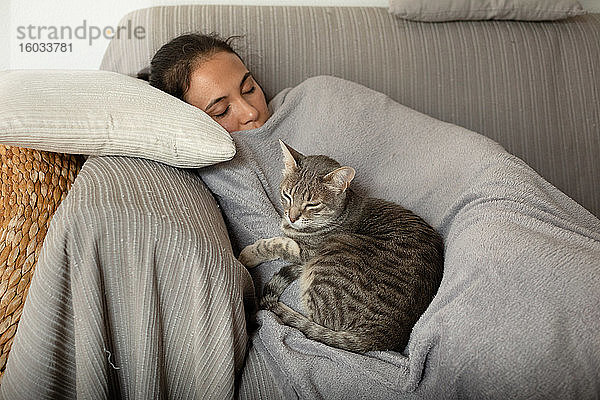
[{"xmin": 184, "ymin": 51, "xmax": 270, "ymax": 133}]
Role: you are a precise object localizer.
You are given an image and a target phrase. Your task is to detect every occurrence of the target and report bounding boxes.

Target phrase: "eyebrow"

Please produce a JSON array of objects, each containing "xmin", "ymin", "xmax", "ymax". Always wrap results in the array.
[{"xmin": 204, "ymin": 71, "xmax": 252, "ymax": 112}]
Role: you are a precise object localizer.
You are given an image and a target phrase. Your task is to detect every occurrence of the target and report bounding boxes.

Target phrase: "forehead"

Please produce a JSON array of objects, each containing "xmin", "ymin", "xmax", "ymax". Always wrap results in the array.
[
  {"xmin": 184, "ymin": 51, "xmax": 249, "ymax": 109},
  {"xmin": 282, "ymin": 166, "xmax": 320, "ymax": 190}
]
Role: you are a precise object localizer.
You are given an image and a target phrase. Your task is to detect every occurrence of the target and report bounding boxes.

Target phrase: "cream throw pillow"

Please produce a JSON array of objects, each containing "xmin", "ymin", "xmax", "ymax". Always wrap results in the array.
[
  {"xmin": 389, "ymin": 0, "xmax": 587, "ymax": 21},
  {"xmin": 0, "ymin": 70, "xmax": 235, "ymax": 168}
]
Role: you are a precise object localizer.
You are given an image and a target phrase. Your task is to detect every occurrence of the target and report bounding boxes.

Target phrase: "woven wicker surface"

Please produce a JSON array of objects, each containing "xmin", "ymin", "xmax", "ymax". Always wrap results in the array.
[{"xmin": 0, "ymin": 145, "xmax": 83, "ymax": 380}]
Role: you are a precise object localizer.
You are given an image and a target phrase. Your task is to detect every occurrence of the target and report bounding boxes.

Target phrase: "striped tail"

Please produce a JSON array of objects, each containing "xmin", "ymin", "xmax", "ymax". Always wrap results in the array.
[{"xmin": 260, "ymin": 264, "xmax": 376, "ymax": 353}]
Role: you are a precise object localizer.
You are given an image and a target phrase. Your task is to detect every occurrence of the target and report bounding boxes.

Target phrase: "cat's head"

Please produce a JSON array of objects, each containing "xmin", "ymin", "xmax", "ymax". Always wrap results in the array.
[{"xmin": 278, "ymin": 140, "xmax": 355, "ymax": 231}]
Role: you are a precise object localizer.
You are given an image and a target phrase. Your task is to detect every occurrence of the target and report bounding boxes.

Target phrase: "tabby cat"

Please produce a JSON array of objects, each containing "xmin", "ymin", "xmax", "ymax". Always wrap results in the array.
[{"xmin": 238, "ymin": 140, "xmax": 444, "ymax": 353}]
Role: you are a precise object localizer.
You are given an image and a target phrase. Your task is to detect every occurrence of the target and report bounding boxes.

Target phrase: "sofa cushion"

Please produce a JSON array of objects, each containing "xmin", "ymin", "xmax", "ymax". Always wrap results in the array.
[
  {"xmin": 389, "ymin": 0, "xmax": 587, "ymax": 21},
  {"xmin": 0, "ymin": 155, "xmax": 255, "ymax": 397}
]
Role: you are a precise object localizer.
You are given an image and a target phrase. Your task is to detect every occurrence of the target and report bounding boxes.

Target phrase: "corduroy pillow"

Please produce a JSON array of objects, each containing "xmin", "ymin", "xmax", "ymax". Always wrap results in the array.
[
  {"xmin": 0, "ymin": 70, "xmax": 235, "ymax": 168},
  {"xmin": 389, "ymin": 0, "xmax": 587, "ymax": 21},
  {"xmin": 0, "ymin": 145, "xmax": 83, "ymax": 380}
]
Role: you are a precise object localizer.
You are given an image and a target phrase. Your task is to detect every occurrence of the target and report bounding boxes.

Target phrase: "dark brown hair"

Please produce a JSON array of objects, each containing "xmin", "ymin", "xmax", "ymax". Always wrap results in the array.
[{"xmin": 137, "ymin": 32, "xmax": 244, "ymax": 100}]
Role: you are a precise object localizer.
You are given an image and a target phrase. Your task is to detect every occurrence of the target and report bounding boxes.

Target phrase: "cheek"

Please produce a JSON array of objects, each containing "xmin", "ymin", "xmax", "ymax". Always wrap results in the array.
[
  {"xmin": 316, "ymin": 206, "xmax": 335, "ymax": 219},
  {"xmin": 254, "ymin": 90, "xmax": 270, "ymax": 117},
  {"xmin": 303, "ymin": 207, "xmax": 325, "ymax": 221},
  {"xmin": 212, "ymin": 116, "xmax": 236, "ymax": 133}
]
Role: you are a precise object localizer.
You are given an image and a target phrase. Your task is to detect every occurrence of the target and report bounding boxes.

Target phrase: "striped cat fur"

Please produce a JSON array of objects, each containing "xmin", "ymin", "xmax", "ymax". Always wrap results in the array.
[{"xmin": 239, "ymin": 141, "xmax": 444, "ymax": 353}]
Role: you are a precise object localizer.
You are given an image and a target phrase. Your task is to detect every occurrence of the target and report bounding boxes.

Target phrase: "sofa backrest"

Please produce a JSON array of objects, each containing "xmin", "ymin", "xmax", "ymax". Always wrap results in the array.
[{"xmin": 100, "ymin": 5, "xmax": 600, "ymax": 218}]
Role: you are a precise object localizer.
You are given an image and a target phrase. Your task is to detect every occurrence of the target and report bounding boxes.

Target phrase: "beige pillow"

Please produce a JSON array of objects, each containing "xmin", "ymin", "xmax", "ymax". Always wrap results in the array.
[
  {"xmin": 389, "ymin": 0, "xmax": 587, "ymax": 21},
  {"xmin": 0, "ymin": 70, "xmax": 235, "ymax": 168}
]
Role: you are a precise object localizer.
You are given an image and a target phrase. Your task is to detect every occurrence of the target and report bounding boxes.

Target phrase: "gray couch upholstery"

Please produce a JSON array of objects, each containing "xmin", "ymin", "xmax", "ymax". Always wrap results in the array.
[{"xmin": 100, "ymin": 5, "xmax": 600, "ymax": 218}]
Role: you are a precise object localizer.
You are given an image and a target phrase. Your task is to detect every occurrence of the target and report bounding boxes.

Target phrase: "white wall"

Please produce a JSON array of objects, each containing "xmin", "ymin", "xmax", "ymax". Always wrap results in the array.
[
  {"xmin": 0, "ymin": 0, "xmax": 11, "ymax": 70},
  {"xmin": 3, "ymin": 0, "xmax": 599, "ymax": 71},
  {"xmin": 3, "ymin": 0, "xmax": 387, "ymax": 71}
]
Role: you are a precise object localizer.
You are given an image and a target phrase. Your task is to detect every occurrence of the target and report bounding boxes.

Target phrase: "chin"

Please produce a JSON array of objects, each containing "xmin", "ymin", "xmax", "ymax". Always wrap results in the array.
[
  {"xmin": 281, "ymin": 219, "xmax": 305, "ymax": 231},
  {"xmin": 281, "ymin": 218, "xmax": 325, "ymax": 233},
  {"xmin": 281, "ymin": 219, "xmax": 297, "ymax": 231}
]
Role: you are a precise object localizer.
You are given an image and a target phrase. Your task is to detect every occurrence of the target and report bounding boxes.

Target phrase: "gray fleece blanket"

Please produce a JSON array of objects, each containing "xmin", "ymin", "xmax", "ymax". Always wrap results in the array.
[{"xmin": 198, "ymin": 76, "xmax": 600, "ymax": 399}]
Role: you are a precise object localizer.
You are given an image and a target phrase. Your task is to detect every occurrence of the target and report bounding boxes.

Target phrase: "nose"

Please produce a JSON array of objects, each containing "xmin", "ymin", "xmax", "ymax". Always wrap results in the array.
[
  {"xmin": 237, "ymin": 98, "xmax": 258, "ymax": 125},
  {"xmin": 288, "ymin": 208, "xmax": 301, "ymax": 223}
]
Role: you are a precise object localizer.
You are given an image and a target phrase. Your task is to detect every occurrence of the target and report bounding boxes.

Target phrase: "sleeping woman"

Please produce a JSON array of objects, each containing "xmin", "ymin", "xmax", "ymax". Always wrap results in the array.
[{"xmin": 138, "ymin": 33, "xmax": 271, "ymax": 133}]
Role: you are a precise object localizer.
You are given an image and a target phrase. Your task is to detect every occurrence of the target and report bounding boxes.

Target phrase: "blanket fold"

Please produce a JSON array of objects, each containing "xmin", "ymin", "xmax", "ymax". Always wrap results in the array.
[{"xmin": 198, "ymin": 75, "xmax": 600, "ymax": 399}]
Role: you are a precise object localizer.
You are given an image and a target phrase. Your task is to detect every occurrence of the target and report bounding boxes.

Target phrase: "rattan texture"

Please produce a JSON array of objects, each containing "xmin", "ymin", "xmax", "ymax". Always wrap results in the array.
[{"xmin": 0, "ymin": 145, "xmax": 83, "ymax": 379}]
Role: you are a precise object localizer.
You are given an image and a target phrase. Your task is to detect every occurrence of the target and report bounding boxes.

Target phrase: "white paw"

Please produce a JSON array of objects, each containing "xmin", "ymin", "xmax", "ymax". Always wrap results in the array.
[{"xmin": 238, "ymin": 244, "xmax": 262, "ymax": 268}]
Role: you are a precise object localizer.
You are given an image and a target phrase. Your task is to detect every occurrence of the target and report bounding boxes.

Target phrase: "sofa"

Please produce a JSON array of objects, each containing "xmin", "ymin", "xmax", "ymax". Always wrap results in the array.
[
  {"xmin": 101, "ymin": 5, "xmax": 600, "ymax": 219},
  {"xmin": 0, "ymin": 4, "xmax": 599, "ymax": 399}
]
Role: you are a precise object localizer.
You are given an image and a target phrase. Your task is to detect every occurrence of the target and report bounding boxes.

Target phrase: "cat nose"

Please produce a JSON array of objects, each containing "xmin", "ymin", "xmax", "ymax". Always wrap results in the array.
[{"xmin": 289, "ymin": 208, "xmax": 301, "ymax": 223}]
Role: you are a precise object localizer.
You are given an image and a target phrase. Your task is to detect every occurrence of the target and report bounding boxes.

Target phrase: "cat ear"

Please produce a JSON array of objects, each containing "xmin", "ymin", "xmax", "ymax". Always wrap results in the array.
[
  {"xmin": 279, "ymin": 139, "xmax": 304, "ymax": 173},
  {"xmin": 323, "ymin": 166, "xmax": 356, "ymax": 194}
]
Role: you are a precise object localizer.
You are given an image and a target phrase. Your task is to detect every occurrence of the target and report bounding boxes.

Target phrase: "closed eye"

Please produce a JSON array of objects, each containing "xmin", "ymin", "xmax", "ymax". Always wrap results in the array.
[
  {"xmin": 304, "ymin": 202, "xmax": 320, "ymax": 209},
  {"xmin": 214, "ymin": 87, "xmax": 254, "ymax": 119},
  {"xmin": 214, "ymin": 106, "xmax": 229, "ymax": 118}
]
